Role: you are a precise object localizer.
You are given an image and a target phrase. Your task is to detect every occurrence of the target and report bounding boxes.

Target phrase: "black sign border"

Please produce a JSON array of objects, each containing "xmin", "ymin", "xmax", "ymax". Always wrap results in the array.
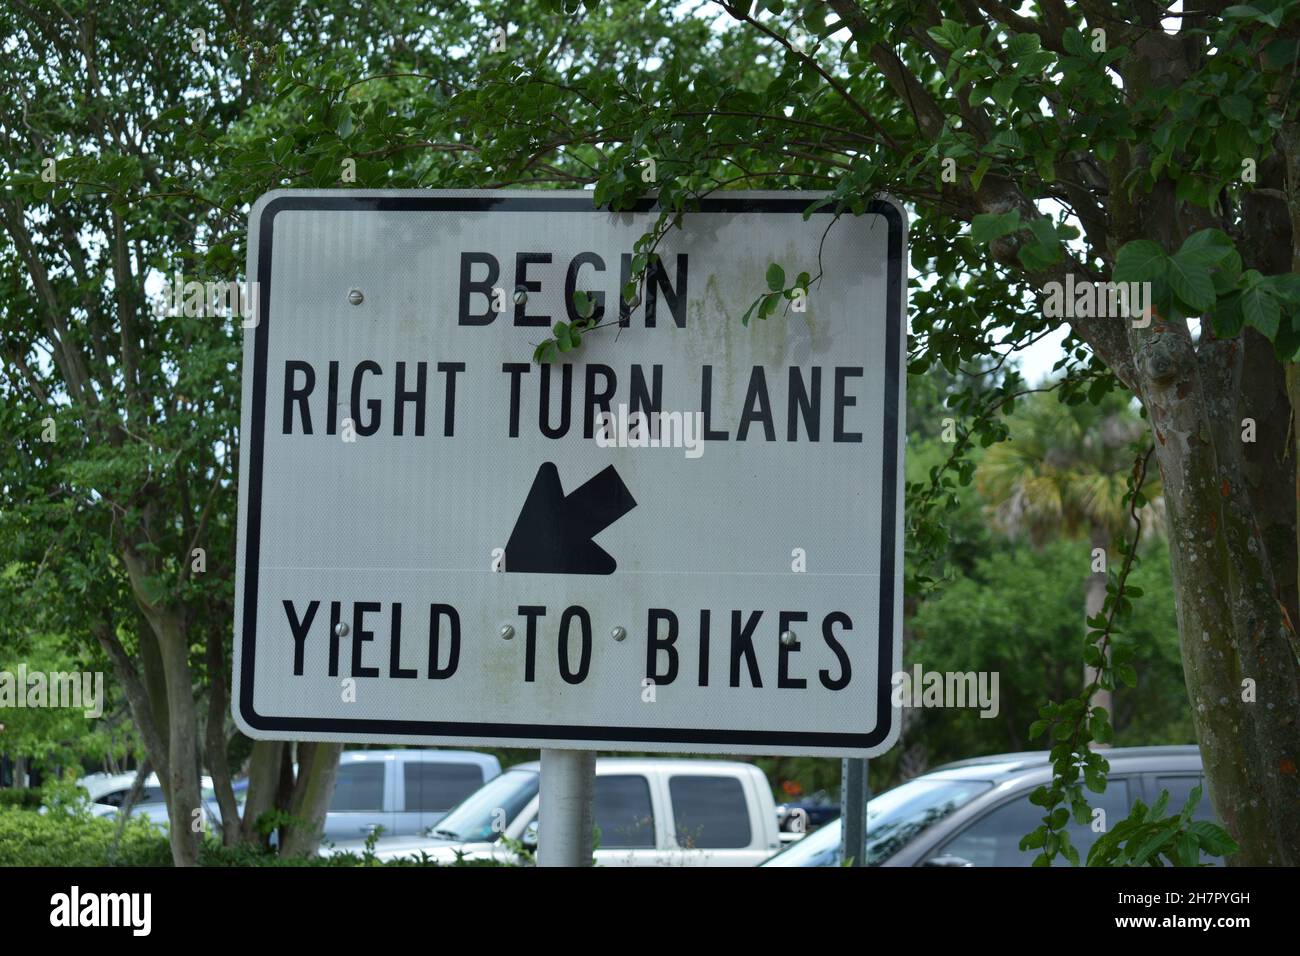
[{"xmin": 239, "ymin": 193, "xmax": 904, "ymax": 751}]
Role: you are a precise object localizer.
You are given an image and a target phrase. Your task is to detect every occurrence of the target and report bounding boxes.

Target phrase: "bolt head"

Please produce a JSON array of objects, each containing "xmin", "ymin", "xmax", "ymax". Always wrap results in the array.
[
  {"xmin": 612, "ymin": 626, "xmax": 627, "ymax": 642},
  {"xmin": 334, "ymin": 622, "xmax": 350, "ymax": 638},
  {"xmin": 348, "ymin": 289, "xmax": 363, "ymax": 306},
  {"xmin": 512, "ymin": 285, "xmax": 528, "ymax": 305},
  {"xmin": 500, "ymin": 624, "xmax": 515, "ymax": 641},
  {"xmin": 780, "ymin": 630, "xmax": 796, "ymax": 646}
]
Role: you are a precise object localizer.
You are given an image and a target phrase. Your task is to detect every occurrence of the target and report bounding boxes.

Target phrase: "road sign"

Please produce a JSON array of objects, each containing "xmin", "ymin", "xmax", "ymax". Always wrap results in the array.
[{"xmin": 234, "ymin": 190, "xmax": 905, "ymax": 757}]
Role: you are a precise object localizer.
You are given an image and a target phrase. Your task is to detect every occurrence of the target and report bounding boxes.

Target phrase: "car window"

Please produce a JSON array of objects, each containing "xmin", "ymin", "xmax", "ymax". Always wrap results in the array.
[
  {"xmin": 669, "ymin": 775, "xmax": 751, "ymax": 849},
  {"xmin": 434, "ymin": 769, "xmax": 539, "ymax": 843},
  {"xmin": 98, "ymin": 786, "xmax": 165, "ymax": 807},
  {"xmin": 330, "ymin": 762, "xmax": 385, "ymax": 812},
  {"xmin": 765, "ymin": 776, "xmax": 996, "ymax": 867},
  {"xmin": 937, "ymin": 779, "xmax": 1130, "ymax": 866},
  {"xmin": 763, "ymin": 816, "xmax": 844, "ymax": 866},
  {"xmin": 403, "ymin": 762, "xmax": 485, "ymax": 812},
  {"xmin": 1153, "ymin": 775, "xmax": 1216, "ymax": 822},
  {"xmin": 863, "ymin": 777, "xmax": 994, "ymax": 865},
  {"xmin": 595, "ymin": 775, "xmax": 656, "ymax": 849}
]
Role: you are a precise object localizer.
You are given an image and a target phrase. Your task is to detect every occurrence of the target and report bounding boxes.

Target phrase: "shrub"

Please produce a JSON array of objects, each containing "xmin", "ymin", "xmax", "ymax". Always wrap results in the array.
[
  {"xmin": 0, "ymin": 807, "xmax": 172, "ymax": 866},
  {"xmin": 0, "ymin": 807, "xmax": 516, "ymax": 866},
  {"xmin": 0, "ymin": 789, "xmax": 43, "ymax": 810}
]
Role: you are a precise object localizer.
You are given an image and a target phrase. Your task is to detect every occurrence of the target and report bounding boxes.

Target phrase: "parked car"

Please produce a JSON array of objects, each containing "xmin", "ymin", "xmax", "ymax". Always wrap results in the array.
[
  {"xmin": 319, "ymin": 749, "xmax": 501, "ymax": 842},
  {"xmin": 80, "ymin": 772, "xmax": 215, "ymax": 828},
  {"xmin": 763, "ymin": 745, "xmax": 1223, "ymax": 867},
  {"xmin": 326, "ymin": 758, "xmax": 783, "ymax": 866},
  {"xmin": 775, "ymin": 791, "xmax": 839, "ymax": 841},
  {"xmin": 82, "ymin": 749, "xmax": 499, "ymax": 839}
]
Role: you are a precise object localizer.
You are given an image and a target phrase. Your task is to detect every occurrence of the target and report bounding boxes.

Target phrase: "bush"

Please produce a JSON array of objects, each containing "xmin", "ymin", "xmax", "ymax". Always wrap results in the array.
[
  {"xmin": 0, "ymin": 808, "xmax": 515, "ymax": 866},
  {"xmin": 0, "ymin": 789, "xmax": 43, "ymax": 810},
  {"xmin": 0, "ymin": 807, "xmax": 172, "ymax": 866}
]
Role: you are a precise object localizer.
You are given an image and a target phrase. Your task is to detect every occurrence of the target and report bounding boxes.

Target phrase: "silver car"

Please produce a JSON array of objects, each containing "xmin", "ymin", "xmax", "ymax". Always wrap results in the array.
[
  {"xmin": 321, "ymin": 749, "xmax": 502, "ymax": 841},
  {"xmin": 763, "ymin": 745, "xmax": 1223, "ymax": 867}
]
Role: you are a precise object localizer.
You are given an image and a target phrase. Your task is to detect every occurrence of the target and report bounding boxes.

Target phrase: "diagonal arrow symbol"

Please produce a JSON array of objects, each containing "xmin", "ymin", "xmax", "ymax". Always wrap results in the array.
[{"xmin": 504, "ymin": 463, "xmax": 636, "ymax": 575}]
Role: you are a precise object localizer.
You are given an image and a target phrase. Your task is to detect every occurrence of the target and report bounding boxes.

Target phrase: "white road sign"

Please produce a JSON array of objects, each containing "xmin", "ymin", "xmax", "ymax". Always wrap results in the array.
[{"xmin": 233, "ymin": 190, "xmax": 905, "ymax": 757}]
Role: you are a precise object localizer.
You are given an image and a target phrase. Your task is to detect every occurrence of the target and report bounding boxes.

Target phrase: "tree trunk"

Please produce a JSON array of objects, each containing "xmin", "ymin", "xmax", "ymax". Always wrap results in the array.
[
  {"xmin": 1099, "ymin": 98, "xmax": 1300, "ymax": 864},
  {"xmin": 1128, "ymin": 315, "xmax": 1300, "ymax": 865},
  {"xmin": 1084, "ymin": 524, "xmax": 1113, "ymax": 727},
  {"xmin": 240, "ymin": 740, "xmax": 284, "ymax": 846},
  {"xmin": 157, "ymin": 614, "xmax": 203, "ymax": 866},
  {"xmin": 203, "ymin": 623, "xmax": 242, "ymax": 846},
  {"xmin": 279, "ymin": 742, "xmax": 344, "ymax": 858}
]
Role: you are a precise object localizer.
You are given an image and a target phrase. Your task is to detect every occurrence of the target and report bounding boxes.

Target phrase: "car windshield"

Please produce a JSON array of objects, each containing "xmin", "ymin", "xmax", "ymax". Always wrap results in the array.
[
  {"xmin": 429, "ymin": 768, "xmax": 539, "ymax": 843},
  {"xmin": 763, "ymin": 776, "xmax": 994, "ymax": 866}
]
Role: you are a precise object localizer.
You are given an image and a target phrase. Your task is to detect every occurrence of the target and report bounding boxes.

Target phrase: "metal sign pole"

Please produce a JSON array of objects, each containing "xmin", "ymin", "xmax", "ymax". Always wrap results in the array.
[
  {"xmin": 841, "ymin": 757, "xmax": 870, "ymax": 867},
  {"xmin": 536, "ymin": 748, "xmax": 596, "ymax": 867}
]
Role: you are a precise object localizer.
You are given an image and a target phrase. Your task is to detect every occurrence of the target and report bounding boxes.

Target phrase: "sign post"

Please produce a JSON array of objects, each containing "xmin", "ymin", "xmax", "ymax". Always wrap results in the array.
[
  {"xmin": 841, "ymin": 756, "xmax": 870, "ymax": 866},
  {"xmin": 537, "ymin": 749, "xmax": 596, "ymax": 866},
  {"xmin": 235, "ymin": 189, "xmax": 905, "ymax": 861}
]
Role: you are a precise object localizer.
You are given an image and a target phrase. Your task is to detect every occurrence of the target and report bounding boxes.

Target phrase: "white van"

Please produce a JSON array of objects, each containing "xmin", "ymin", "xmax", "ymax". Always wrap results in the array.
[{"xmin": 328, "ymin": 758, "xmax": 782, "ymax": 866}]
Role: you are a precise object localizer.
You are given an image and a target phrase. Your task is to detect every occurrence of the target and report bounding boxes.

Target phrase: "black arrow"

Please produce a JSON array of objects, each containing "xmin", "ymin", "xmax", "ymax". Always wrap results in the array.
[{"xmin": 504, "ymin": 463, "xmax": 636, "ymax": 575}]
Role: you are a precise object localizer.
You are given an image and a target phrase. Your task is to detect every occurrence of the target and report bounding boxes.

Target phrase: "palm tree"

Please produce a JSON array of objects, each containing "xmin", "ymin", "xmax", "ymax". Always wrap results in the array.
[{"xmin": 975, "ymin": 391, "xmax": 1162, "ymax": 722}]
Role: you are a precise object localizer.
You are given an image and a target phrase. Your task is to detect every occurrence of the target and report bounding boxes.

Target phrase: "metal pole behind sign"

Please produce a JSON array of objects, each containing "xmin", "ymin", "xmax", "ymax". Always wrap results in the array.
[
  {"xmin": 841, "ymin": 757, "xmax": 870, "ymax": 867},
  {"xmin": 537, "ymin": 749, "xmax": 596, "ymax": 867}
]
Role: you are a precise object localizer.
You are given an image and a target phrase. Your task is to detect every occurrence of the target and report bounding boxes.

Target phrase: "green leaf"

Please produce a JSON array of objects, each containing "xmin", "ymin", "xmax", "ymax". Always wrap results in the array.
[
  {"xmin": 1178, "ymin": 784, "xmax": 1203, "ymax": 823},
  {"xmin": 1113, "ymin": 240, "xmax": 1167, "ymax": 284},
  {"xmin": 1188, "ymin": 820, "xmax": 1239, "ymax": 856},
  {"xmin": 970, "ymin": 210, "xmax": 1021, "ymax": 245},
  {"xmin": 1211, "ymin": 290, "xmax": 1245, "ymax": 338},
  {"xmin": 991, "ymin": 77, "xmax": 1017, "ymax": 110},
  {"xmin": 1168, "ymin": 252, "xmax": 1217, "ymax": 311},
  {"xmin": 1178, "ymin": 228, "xmax": 1235, "ymax": 261},
  {"xmin": 766, "ymin": 263, "xmax": 786, "ymax": 291},
  {"xmin": 1242, "ymin": 286, "xmax": 1281, "ymax": 339},
  {"xmin": 572, "ymin": 289, "xmax": 593, "ymax": 319},
  {"xmin": 1019, "ymin": 827, "xmax": 1046, "ymax": 850},
  {"xmin": 1131, "ymin": 822, "xmax": 1178, "ymax": 865},
  {"xmin": 1219, "ymin": 95, "xmax": 1252, "ymax": 125}
]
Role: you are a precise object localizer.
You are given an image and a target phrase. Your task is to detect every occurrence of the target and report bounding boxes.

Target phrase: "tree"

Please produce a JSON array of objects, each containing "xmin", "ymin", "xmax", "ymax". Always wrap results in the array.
[
  {"xmin": 975, "ymin": 391, "xmax": 1159, "ymax": 716},
  {"xmin": 244, "ymin": 0, "xmax": 1299, "ymax": 863},
  {"xmin": 0, "ymin": 626, "xmax": 137, "ymax": 782},
  {"xmin": 910, "ymin": 537, "xmax": 1193, "ymax": 764},
  {"xmin": 0, "ymin": 0, "xmax": 490, "ymax": 863}
]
